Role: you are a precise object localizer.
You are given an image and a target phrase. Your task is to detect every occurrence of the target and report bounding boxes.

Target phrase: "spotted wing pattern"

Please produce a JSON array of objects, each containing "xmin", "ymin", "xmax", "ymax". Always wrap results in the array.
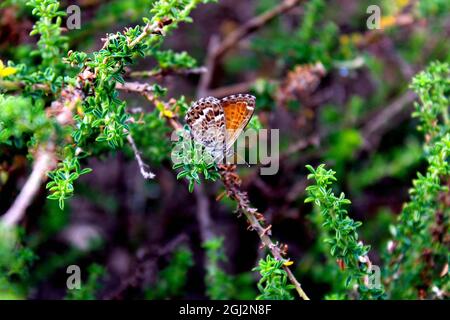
[{"xmin": 185, "ymin": 96, "xmax": 226, "ymax": 161}]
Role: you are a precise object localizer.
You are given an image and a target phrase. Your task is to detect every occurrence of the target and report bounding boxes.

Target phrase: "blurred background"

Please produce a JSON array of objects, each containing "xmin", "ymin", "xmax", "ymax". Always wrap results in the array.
[{"xmin": 0, "ymin": 0, "xmax": 448, "ymax": 299}]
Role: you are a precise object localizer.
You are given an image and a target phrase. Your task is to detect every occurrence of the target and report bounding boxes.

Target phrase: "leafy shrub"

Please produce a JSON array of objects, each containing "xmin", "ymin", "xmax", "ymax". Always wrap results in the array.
[{"xmin": 0, "ymin": 0, "xmax": 448, "ymax": 300}]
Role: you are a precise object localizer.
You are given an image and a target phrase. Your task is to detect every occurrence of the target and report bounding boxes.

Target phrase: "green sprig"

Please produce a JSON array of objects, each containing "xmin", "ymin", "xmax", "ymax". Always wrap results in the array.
[{"xmin": 305, "ymin": 164, "xmax": 384, "ymax": 299}]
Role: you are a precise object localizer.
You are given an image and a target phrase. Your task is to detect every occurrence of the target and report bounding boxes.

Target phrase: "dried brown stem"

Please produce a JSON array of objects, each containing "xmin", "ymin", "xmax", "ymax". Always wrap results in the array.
[
  {"xmin": 116, "ymin": 81, "xmax": 155, "ymax": 96},
  {"xmin": 213, "ymin": 0, "xmax": 303, "ymax": 60},
  {"xmin": 129, "ymin": 66, "xmax": 207, "ymax": 79},
  {"xmin": 197, "ymin": 35, "xmax": 220, "ymax": 98},
  {"xmin": 219, "ymin": 164, "xmax": 310, "ymax": 300},
  {"xmin": 125, "ymin": 85, "xmax": 311, "ymax": 298},
  {"xmin": 206, "ymin": 80, "xmax": 256, "ymax": 98},
  {"xmin": 199, "ymin": 0, "xmax": 303, "ymax": 96},
  {"xmin": 361, "ymin": 90, "xmax": 417, "ymax": 149},
  {"xmin": 1, "ymin": 147, "xmax": 55, "ymax": 227},
  {"xmin": 1, "ymin": 13, "xmax": 186, "ymax": 227},
  {"xmin": 193, "ymin": 183, "xmax": 215, "ymax": 243}
]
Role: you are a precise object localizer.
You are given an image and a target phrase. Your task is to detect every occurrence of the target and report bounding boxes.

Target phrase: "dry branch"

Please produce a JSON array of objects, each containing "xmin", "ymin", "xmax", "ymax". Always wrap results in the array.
[
  {"xmin": 126, "ymin": 83, "xmax": 311, "ymax": 299},
  {"xmin": 129, "ymin": 66, "xmax": 207, "ymax": 79},
  {"xmin": 1, "ymin": 17, "xmax": 170, "ymax": 226},
  {"xmin": 197, "ymin": 35, "xmax": 220, "ymax": 98},
  {"xmin": 1, "ymin": 147, "xmax": 55, "ymax": 227},
  {"xmin": 199, "ymin": 0, "xmax": 304, "ymax": 96},
  {"xmin": 214, "ymin": 0, "xmax": 303, "ymax": 60},
  {"xmin": 219, "ymin": 164, "xmax": 310, "ymax": 300},
  {"xmin": 361, "ymin": 90, "xmax": 417, "ymax": 149},
  {"xmin": 193, "ymin": 183, "xmax": 215, "ymax": 243},
  {"xmin": 207, "ymin": 80, "xmax": 256, "ymax": 98}
]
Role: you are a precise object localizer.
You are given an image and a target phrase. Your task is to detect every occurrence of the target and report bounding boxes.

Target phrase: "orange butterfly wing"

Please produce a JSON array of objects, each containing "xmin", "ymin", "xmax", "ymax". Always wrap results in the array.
[{"xmin": 220, "ymin": 94, "xmax": 255, "ymax": 150}]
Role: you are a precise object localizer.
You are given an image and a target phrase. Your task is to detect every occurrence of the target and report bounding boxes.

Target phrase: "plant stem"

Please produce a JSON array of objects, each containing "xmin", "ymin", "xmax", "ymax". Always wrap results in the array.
[{"xmin": 1, "ymin": 148, "xmax": 54, "ymax": 227}]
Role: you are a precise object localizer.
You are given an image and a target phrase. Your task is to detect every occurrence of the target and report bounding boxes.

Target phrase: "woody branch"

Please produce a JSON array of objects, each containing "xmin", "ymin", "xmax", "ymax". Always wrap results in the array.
[
  {"xmin": 0, "ymin": 16, "xmax": 175, "ymax": 226},
  {"xmin": 123, "ymin": 84, "xmax": 310, "ymax": 299}
]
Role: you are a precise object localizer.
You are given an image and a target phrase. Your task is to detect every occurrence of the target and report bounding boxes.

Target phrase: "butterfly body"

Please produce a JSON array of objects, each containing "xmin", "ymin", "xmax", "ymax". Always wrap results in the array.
[{"xmin": 185, "ymin": 94, "xmax": 255, "ymax": 163}]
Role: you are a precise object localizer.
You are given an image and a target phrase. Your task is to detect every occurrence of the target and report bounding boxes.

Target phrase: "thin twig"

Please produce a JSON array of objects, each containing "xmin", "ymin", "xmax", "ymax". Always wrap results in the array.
[
  {"xmin": 129, "ymin": 66, "xmax": 207, "ymax": 79},
  {"xmin": 128, "ymin": 20, "xmax": 166, "ymax": 48},
  {"xmin": 206, "ymin": 80, "xmax": 256, "ymax": 98},
  {"xmin": 126, "ymin": 85, "xmax": 311, "ymax": 298},
  {"xmin": 1, "ymin": 12, "xmax": 184, "ymax": 226},
  {"xmin": 219, "ymin": 164, "xmax": 310, "ymax": 300},
  {"xmin": 193, "ymin": 184, "xmax": 215, "ymax": 243},
  {"xmin": 199, "ymin": 0, "xmax": 303, "ymax": 96},
  {"xmin": 361, "ymin": 90, "xmax": 417, "ymax": 149},
  {"xmin": 117, "ymin": 81, "xmax": 183, "ymax": 131},
  {"xmin": 116, "ymin": 81, "xmax": 155, "ymax": 96},
  {"xmin": 197, "ymin": 35, "xmax": 220, "ymax": 98},
  {"xmin": 214, "ymin": 0, "xmax": 303, "ymax": 60},
  {"xmin": 103, "ymin": 233, "xmax": 189, "ymax": 300},
  {"xmin": 126, "ymin": 134, "xmax": 156, "ymax": 180}
]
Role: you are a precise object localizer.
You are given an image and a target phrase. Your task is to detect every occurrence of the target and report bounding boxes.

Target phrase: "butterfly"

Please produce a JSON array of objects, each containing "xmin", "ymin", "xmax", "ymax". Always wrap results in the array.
[{"xmin": 185, "ymin": 94, "xmax": 255, "ymax": 163}]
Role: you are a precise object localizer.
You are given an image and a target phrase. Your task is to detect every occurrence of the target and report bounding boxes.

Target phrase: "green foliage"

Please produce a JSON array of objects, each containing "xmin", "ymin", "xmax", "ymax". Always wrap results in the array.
[
  {"xmin": 142, "ymin": 0, "xmax": 217, "ymax": 51},
  {"xmin": 146, "ymin": 246, "xmax": 194, "ymax": 299},
  {"xmin": 46, "ymin": 157, "xmax": 92, "ymax": 210},
  {"xmin": 129, "ymin": 110, "xmax": 172, "ymax": 164},
  {"xmin": 253, "ymin": 0, "xmax": 342, "ymax": 68},
  {"xmin": 66, "ymin": 264, "xmax": 106, "ymax": 300},
  {"xmin": 1, "ymin": 0, "xmax": 448, "ymax": 301},
  {"xmin": 0, "ymin": 95, "xmax": 51, "ymax": 146},
  {"xmin": 154, "ymin": 49, "xmax": 197, "ymax": 70},
  {"xmin": 299, "ymin": 210, "xmax": 349, "ymax": 297},
  {"xmin": 0, "ymin": 226, "xmax": 37, "ymax": 299},
  {"xmin": 305, "ymin": 164, "xmax": 384, "ymax": 299},
  {"xmin": 36, "ymin": 0, "xmax": 215, "ymax": 208},
  {"xmin": 253, "ymin": 255, "xmax": 294, "ymax": 300},
  {"xmin": 27, "ymin": 0, "xmax": 68, "ymax": 69},
  {"xmin": 418, "ymin": 0, "xmax": 450, "ymax": 19},
  {"xmin": 203, "ymin": 237, "xmax": 233, "ymax": 300},
  {"xmin": 172, "ymin": 128, "xmax": 221, "ymax": 192},
  {"xmin": 69, "ymin": 0, "xmax": 157, "ymax": 47},
  {"xmin": 411, "ymin": 62, "xmax": 449, "ymax": 137},
  {"xmin": 0, "ymin": 0, "xmax": 224, "ymax": 300},
  {"xmin": 3, "ymin": 0, "xmax": 217, "ymax": 210},
  {"xmin": 385, "ymin": 61, "xmax": 450, "ymax": 299},
  {"xmin": 348, "ymin": 139, "xmax": 423, "ymax": 192}
]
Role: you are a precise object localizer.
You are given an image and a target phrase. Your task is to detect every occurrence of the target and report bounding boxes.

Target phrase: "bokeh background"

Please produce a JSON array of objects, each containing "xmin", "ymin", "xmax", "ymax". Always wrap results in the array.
[{"xmin": 0, "ymin": 0, "xmax": 448, "ymax": 299}]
